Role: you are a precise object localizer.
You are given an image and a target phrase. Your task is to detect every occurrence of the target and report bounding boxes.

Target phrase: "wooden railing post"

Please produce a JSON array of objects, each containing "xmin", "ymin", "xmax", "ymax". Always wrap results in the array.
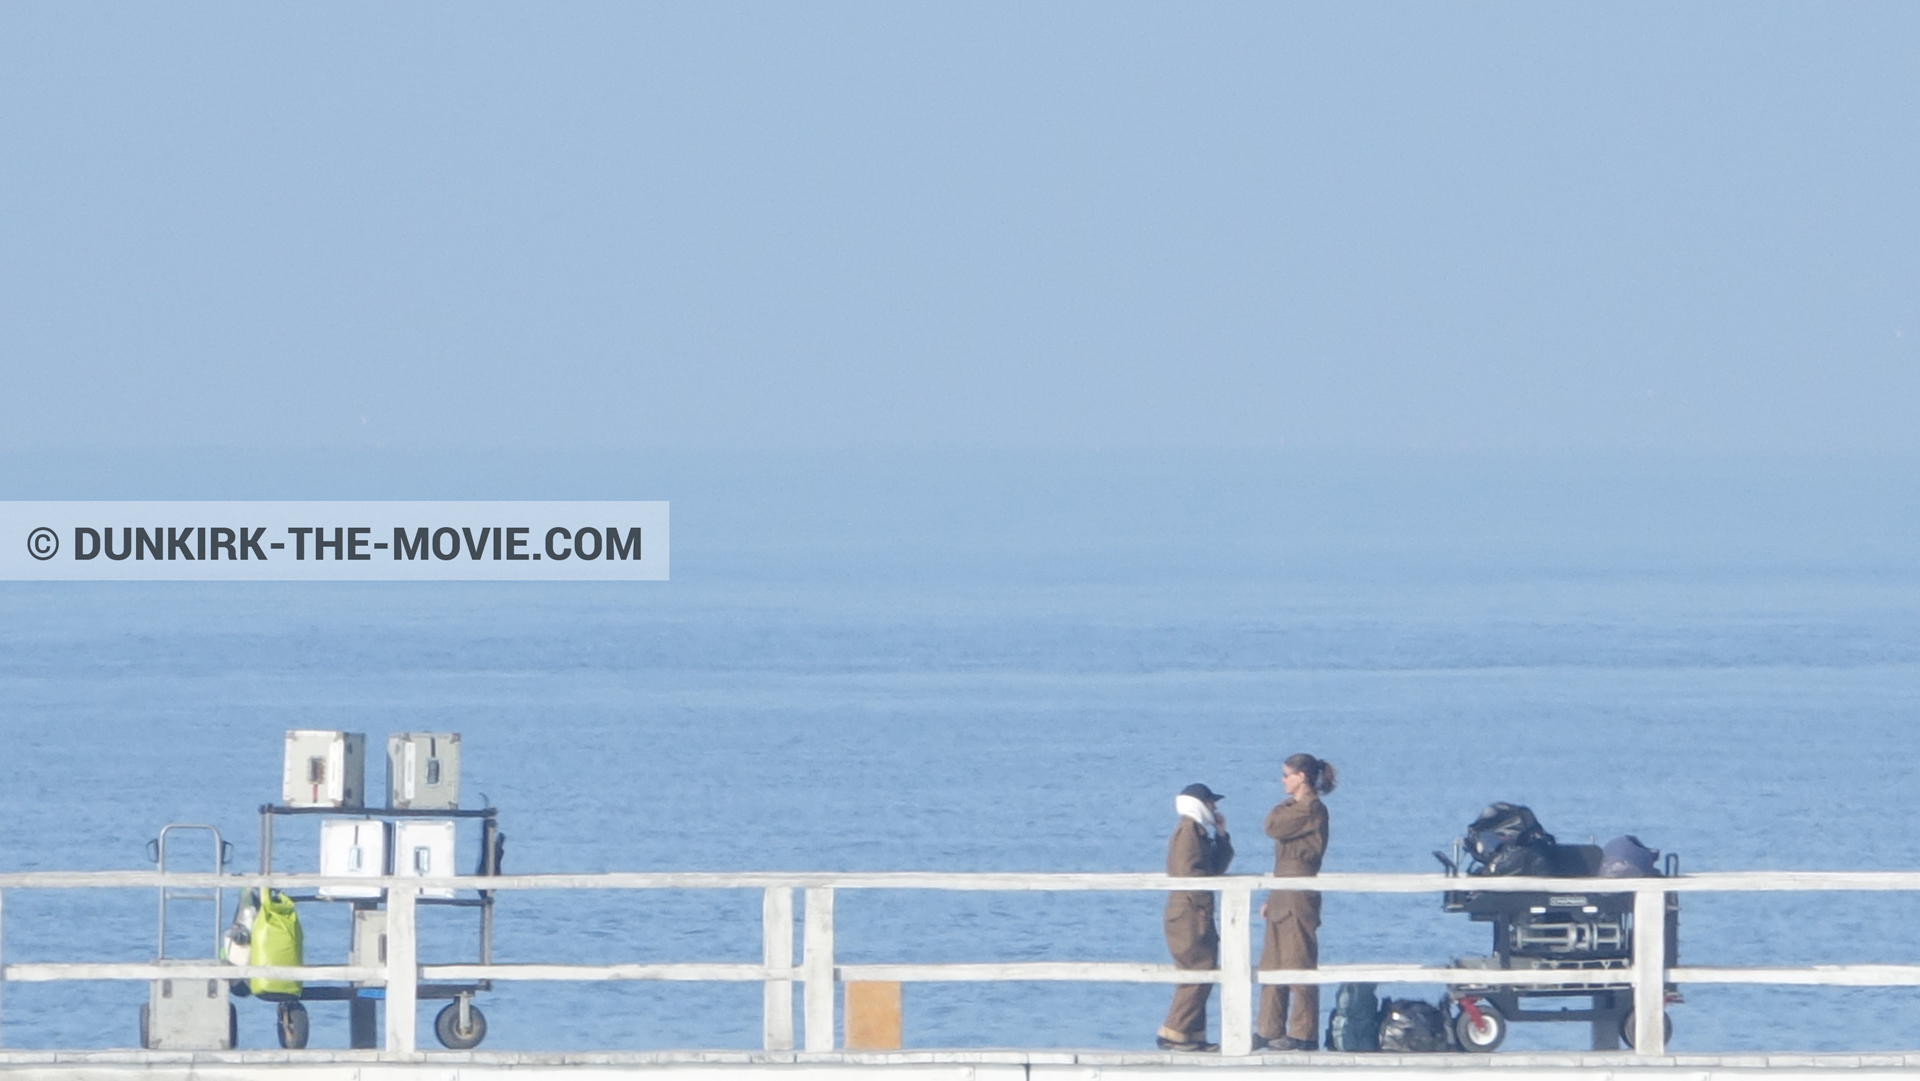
[
  {"xmin": 385, "ymin": 885, "xmax": 418, "ymax": 1054},
  {"xmin": 802, "ymin": 887, "xmax": 835, "ymax": 1051},
  {"xmin": 1632, "ymin": 884, "xmax": 1667, "ymax": 1055},
  {"xmin": 762, "ymin": 887, "xmax": 795, "ymax": 1051},
  {"xmin": 1219, "ymin": 887, "xmax": 1252, "ymax": 1055}
]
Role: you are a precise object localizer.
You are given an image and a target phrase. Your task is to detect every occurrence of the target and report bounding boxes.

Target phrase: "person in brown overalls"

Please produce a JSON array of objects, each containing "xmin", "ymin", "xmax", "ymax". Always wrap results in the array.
[
  {"xmin": 1157, "ymin": 782, "xmax": 1234, "ymax": 1052},
  {"xmin": 1254, "ymin": 753, "xmax": 1335, "ymax": 1051}
]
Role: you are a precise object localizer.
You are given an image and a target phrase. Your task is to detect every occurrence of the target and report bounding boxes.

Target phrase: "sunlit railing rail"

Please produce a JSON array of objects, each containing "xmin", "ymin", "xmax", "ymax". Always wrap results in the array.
[{"xmin": 4, "ymin": 869, "xmax": 1919, "ymax": 1058}]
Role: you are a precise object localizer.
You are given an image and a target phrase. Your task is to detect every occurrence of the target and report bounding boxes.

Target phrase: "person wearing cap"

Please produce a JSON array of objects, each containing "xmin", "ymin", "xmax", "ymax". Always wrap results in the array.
[{"xmin": 1157, "ymin": 782, "xmax": 1234, "ymax": 1052}]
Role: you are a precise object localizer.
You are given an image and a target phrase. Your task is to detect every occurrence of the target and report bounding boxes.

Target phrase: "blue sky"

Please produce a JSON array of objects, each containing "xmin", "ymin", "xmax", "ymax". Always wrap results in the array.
[{"xmin": 2, "ymin": 3, "xmax": 1915, "ymax": 453}]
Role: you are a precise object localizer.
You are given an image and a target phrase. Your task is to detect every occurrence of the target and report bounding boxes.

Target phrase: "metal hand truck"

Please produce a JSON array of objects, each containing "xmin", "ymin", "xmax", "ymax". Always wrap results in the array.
[{"xmin": 141, "ymin": 824, "xmax": 237, "ymax": 1049}]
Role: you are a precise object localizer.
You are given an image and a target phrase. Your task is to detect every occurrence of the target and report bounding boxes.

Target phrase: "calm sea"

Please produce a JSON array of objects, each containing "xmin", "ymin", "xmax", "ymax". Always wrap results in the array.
[{"xmin": 1, "ymin": 451, "xmax": 1916, "ymax": 1053}]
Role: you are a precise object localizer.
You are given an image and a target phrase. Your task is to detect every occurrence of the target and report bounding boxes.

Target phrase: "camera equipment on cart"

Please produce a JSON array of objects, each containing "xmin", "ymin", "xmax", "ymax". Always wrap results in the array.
[{"xmin": 1432, "ymin": 805, "xmax": 1680, "ymax": 1053}]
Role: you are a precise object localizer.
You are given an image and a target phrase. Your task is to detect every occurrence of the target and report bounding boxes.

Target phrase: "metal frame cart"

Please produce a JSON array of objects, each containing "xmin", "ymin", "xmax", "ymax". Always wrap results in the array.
[
  {"xmin": 1436, "ymin": 841, "xmax": 1680, "ymax": 1052},
  {"xmin": 257, "ymin": 803, "xmax": 502, "ymax": 1050},
  {"xmin": 141, "ymin": 824, "xmax": 238, "ymax": 1049}
]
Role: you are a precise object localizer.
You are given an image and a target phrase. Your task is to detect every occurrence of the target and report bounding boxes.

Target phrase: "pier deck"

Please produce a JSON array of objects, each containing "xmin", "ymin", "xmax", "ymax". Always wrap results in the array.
[{"xmin": 5, "ymin": 1048, "xmax": 1920, "ymax": 1080}]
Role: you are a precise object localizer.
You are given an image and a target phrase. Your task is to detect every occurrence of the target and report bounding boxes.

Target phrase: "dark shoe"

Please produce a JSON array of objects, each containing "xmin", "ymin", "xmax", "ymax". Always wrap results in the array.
[
  {"xmin": 1267, "ymin": 1036, "xmax": 1318, "ymax": 1052},
  {"xmin": 1156, "ymin": 1036, "xmax": 1215, "ymax": 1053}
]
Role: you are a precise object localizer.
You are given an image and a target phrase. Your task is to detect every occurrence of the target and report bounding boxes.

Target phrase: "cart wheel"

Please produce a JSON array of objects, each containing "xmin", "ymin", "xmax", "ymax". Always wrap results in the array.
[
  {"xmin": 434, "ymin": 1001, "xmax": 488, "ymax": 1049},
  {"xmin": 1454, "ymin": 1001, "xmax": 1506, "ymax": 1053},
  {"xmin": 139, "ymin": 1003, "xmax": 151, "ymax": 1050},
  {"xmin": 277, "ymin": 1000, "xmax": 310, "ymax": 1049},
  {"xmin": 1619, "ymin": 1010, "xmax": 1672, "ymax": 1050}
]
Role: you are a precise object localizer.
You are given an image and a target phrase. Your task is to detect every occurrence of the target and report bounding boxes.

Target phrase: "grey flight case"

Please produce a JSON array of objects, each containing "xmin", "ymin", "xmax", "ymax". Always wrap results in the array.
[
  {"xmin": 386, "ymin": 732, "xmax": 461, "ymax": 809},
  {"xmin": 144, "ymin": 968, "xmax": 233, "ymax": 1050}
]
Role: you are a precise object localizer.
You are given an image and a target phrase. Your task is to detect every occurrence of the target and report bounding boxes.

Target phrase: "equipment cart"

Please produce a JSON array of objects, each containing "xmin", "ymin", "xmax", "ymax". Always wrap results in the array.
[
  {"xmin": 1436, "ymin": 841, "xmax": 1680, "ymax": 1052},
  {"xmin": 255, "ymin": 803, "xmax": 503, "ymax": 1049}
]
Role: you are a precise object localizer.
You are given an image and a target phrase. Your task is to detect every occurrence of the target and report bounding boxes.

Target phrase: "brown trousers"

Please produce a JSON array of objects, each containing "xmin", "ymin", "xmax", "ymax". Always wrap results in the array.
[
  {"xmin": 1160, "ymin": 897, "xmax": 1217, "ymax": 1042},
  {"xmin": 1257, "ymin": 890, "xmax": 1321, "ymax": 1042}
]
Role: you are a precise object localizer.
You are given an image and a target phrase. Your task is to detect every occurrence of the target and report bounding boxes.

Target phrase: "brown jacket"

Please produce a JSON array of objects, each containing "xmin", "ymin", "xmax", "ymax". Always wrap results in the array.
[
  {"xmin": 1263, "ymin": 794, "xmax": 1328, "ymax": 876},
  {"xmin": 1263, "ymin": 794, "xmax": 1328, "ymax": 929},
  {"xmin": 1165, "ymin": 817, "xmax": 1235, "ymax": 913}
]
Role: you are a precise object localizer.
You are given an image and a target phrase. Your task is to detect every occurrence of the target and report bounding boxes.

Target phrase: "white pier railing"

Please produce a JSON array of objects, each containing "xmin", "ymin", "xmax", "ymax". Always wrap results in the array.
[{"xmin": 3, "ymin": 869, "xmax": 1919, "ymax": 1058}]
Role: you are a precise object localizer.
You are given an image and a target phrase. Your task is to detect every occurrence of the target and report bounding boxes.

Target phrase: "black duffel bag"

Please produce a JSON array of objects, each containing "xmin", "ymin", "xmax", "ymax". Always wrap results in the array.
[
  {"xmin": 1466, "ymin": 802, "xmax": 1556, "ymax": 876},
  {"xmin": 1376, "ymin": 999, "xmax": 1451, "ymax": 1052}
]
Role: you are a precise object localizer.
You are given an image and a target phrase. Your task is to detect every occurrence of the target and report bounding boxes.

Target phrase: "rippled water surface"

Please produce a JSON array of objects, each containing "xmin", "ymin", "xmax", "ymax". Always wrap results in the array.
[{"xmin": 1, "ymin": 452, "xmax": 1916, "ymax": 1053}]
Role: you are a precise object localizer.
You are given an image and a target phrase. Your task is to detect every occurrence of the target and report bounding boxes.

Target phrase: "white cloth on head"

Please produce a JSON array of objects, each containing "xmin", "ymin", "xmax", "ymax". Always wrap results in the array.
[{"xmin": 1175, "ymin": 794, "xmax": 1217, "ymax": 834}]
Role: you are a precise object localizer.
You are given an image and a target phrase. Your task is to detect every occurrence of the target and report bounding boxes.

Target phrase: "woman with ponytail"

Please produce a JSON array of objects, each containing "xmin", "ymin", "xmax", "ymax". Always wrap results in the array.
[{"xmin": 1253, "ymin": 753, "xmax": 1336, "ymax": 1051}]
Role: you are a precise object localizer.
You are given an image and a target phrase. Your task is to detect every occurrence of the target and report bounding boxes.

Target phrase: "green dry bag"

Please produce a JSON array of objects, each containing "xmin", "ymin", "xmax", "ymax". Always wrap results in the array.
[{"xmin": 247, "ymin": 889, "xmax": 304, "ymax": 998}]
